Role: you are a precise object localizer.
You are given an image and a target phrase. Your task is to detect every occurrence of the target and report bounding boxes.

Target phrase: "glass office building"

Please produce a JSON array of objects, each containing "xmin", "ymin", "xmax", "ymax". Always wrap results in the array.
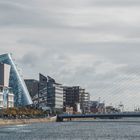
[{"xmin": 0, "ymin": 53, "xmax": 32, "ymax": 106}]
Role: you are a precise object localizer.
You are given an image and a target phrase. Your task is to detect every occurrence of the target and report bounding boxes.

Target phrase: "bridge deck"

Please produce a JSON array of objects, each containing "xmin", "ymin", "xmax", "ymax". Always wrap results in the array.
[{"xmin": 57, "ymin": 113, "xmax": 140, "ymax": 121}]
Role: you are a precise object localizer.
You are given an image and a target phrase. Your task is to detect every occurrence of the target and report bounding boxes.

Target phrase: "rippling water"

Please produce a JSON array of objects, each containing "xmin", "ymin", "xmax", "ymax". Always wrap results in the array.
[{"xmin": 0, "ymin": 119, "xmax": 140, "ymax": 140}]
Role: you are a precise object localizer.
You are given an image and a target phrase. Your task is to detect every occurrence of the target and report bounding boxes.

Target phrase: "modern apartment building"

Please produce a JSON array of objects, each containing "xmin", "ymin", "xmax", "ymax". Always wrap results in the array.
[
  {"xmin": 63, "ymin": 86, "xmax": 90, "ymax": 113},
  {"xmin": 39, "ymin": 74, "xmax": 63, "ymax": 110},
  {"xmin": 63, "ymin": 86, "xmax": 80, "ymax": 112},
  {"xmin": 79, "ymin": 89, "xmax": 90, "ymax": 113},
  {"xmin": 53, "ymin": 83, "xmax": 63, "ymax": 109},
  {"xmin": 25, "ymin": 74, "xmax": 63, "ymax": 111}
]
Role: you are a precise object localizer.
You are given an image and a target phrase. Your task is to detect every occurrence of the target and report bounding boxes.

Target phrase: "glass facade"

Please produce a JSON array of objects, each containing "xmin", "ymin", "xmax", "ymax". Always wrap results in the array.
[{"xmin": 0, "ymin": 53, "xmax": 32, "ymax": 106}]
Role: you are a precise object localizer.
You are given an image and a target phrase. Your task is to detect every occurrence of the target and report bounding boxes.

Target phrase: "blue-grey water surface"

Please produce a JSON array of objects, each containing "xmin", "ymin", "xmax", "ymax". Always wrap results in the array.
[{"xmin": 0, "ymin": 119, "xmax": 140, "ymax": 140}]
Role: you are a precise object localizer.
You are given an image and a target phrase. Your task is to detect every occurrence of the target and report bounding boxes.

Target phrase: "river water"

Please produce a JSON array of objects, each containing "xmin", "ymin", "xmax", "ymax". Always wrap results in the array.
[{"xmin": 0, "ymin": 119, "xmax": 140, "ymax": 140}]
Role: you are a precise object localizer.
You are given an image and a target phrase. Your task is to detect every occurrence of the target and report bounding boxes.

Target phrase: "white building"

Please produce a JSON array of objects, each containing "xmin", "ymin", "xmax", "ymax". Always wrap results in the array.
[
  {"xmin": 54, "ymin": 84, "xmax": 63, "ymax": 109},
  {"xmin": 0, "ymin": 86, "xmax": 14, "ymax": 108},
  {"xmin": 0, "ymin": 91, "xmax": 3, "ymax": 108},
  {"xmin": 7, "ymin": 93, "xmax": 14, "ymax": 108}
]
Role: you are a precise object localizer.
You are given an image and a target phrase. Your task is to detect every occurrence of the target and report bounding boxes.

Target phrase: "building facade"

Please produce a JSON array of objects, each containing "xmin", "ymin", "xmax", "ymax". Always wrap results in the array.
[
  {"xmin": 0, "ymin": 63, "xmax": 14, "ymax": 108},
  {"xmin": 89, "ymin": 101, "xmax": 105, "ymax": 113},
  {"xmin": 39, "ymin": 74, "xmax": 49, "ymax": 108},
  {"xmin": 63, "ymin": 86, "xmax": 80, "ymax": 112},
  {"xmin": 0, "ymin": 63, "xmax": 11, "ymax": 87},
  {"xmin": 53, "ymin": 83, "xmax": 63, "ymax": 109},
  {"xmin": 0, "ymin": 86, "xmax": 14, "ymax": 108},
  {"xmin": 25, "ymin": 74, "xmax": 63, "ymax": 111},
  {"xmin": 24, "ymin": 79, "xmax": 39, "ymax": 99},
  {"xmin": 0, "ymin": 53, "xmax": 32, "ymax": 106},
  {"xmin": 79, "ymin": 89, "xmax": 90, "ymax": 113},
  {"xmin": 39, "ymin": 74, "xmax": 63, "ymax": 110},
  {"xmin": 63, "ymin": 86, "xmax": 90, "ymax": 113}
]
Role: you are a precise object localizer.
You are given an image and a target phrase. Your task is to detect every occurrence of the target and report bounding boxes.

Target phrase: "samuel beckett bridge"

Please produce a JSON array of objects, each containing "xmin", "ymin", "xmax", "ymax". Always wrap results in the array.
[{"xmin": 57, "ymin": 112, "xmax": 140, "ymax": 122}]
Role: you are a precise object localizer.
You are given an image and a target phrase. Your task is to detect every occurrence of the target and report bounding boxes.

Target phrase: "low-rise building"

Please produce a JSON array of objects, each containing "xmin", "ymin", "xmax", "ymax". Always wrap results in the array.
[
  {"xmin": 105, "ymin": 106, "xmax": 120, "ymax": 113},
  {"xmin": 89, "ymin": 101, "xmax": 99, "ymax": 113},
  {"xmin": 65, "ymin": 106, "xmax": 74, "ymax": 114},
  {"xmin": 7, "ymin": 92, "xmax": 14, "ymax": 108}
]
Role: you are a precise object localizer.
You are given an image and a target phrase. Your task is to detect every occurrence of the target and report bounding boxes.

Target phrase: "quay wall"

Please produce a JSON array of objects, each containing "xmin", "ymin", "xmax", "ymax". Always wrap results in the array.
[{"xmin": 0, "ymin": 117, "xmax": 57, "ymax": 126}]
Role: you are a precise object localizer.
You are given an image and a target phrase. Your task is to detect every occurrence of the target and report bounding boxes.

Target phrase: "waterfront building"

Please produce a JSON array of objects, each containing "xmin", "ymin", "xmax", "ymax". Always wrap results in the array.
[
  {"xmin": 0, "ymin": 53, "xmax": 32, "ymax": 106},
  {"xmin": 97, "ymin": 103, "xmax": 105, "ymax": 113},
  {"xmin": 105, "ymin": 106, "xmax": 120, "ymax": 113},
  {"xmin": 89, "ymin": 101, "xmax": 99, "ymax": 113},
  {"xmin": 0, "ymin": 63, "xmax": 11, "ymax": 87},
  {"xmin": 0, "ymin": 86, "xmax": 14, "ymax": 108},
  {"xmin": 63, "ymin": 86, "xmax": 80, "ymax": 112},
  {"xmin": 89, "ymin": 101, "xmax": 105, "ymax": 113},
  {"xmin": 25, "ymin": 74, "xmax": 63, "ymax": 111},
  {"xmin": 65, "ymin": 106, "xmax": 74, "ymax": 114},
  {"xmin": 7, "ymin": 92, "xmax": 14, "ymax": 108},
  {"xmin": 79, "ymin": 89, "xmax": 90, "ymax": 113},
  {"xmin": 0, "ymin": 63, "xmax": 14, "ymax": 108},
  {"xmin": 38, "ymin": 74, "xmax": 48, "ymax": 108},
  {"xmin": 39, "ymin": 74, "xmax": 63, "ymax": 111},
  {"xmin": 53, "ymin": 83, "xmax": 63, "ymax": 109},
  {"xmin": 63, "ymin": 86, "xmax": 90, "ymax": 113}
]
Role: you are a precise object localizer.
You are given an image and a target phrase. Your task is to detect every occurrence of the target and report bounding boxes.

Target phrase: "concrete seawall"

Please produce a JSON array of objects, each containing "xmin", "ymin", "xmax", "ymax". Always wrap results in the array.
[{"xmin": 0, "ymin": 117, "xmax": 57, "ymax": 126}]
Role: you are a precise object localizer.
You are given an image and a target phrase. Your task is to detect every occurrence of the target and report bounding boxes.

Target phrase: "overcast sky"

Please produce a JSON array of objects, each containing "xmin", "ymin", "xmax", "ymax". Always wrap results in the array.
[{"xmin": 1, "ymin": 0, "xmax": 140, "ymax": 110}]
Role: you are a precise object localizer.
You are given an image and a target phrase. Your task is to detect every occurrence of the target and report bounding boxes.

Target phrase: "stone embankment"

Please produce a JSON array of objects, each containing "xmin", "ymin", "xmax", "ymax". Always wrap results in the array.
[{"xmin": 0, "ymin": 117, "xmax": 57, "ymax": 126}]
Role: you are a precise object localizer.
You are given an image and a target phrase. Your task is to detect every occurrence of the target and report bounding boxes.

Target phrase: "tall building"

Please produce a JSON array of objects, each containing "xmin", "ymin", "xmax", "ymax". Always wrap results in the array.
[
  {"xmin": 79, "ymin": 89, "xmax": 90, "ymax": 113},
  {"xmin": 0, "ymin": 53, "xmax": 32, "ymax": 106},
  {"xmin": 52, "ymin": 83, "xmax": 63, "ymax": 109}
]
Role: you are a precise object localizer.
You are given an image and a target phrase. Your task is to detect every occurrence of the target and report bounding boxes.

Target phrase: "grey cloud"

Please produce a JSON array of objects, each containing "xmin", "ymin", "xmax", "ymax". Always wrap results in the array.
[
  {"xmin": 19, "ymin": 53, "xmax": 40, "ymax": 67},
  {"xmin": 119, "ymin": 65, "xmax": 140, "ymax": 76},
  {"xmin": 0, "ymin": 1, "xmax": 61, "ymax": 27},
  {"xmin": 91, "ymin": 0, "xmax": 140, "ymax": 7},
  {"xmin": 1, "ymin": 0, "xmax": 140, "ymax": 110}
]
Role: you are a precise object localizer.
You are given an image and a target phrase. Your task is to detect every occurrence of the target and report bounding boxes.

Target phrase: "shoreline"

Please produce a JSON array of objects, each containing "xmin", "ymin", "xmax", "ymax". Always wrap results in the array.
[{"xmin": 0, "ymin": 117, "xmax": 57, "ymax": 126}]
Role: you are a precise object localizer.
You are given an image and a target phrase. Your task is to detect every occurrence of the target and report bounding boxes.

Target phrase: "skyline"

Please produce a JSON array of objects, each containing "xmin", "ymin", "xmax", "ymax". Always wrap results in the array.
[{"xmin": 1, "ymin": 0, "xmax": 140, "ymax": 110}]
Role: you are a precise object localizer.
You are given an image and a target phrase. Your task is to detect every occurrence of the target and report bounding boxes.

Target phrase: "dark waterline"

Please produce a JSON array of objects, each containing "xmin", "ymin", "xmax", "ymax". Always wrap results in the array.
[{"xmin": 0, "ymin": 119, "xmax": 140, "ymax": 140}]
